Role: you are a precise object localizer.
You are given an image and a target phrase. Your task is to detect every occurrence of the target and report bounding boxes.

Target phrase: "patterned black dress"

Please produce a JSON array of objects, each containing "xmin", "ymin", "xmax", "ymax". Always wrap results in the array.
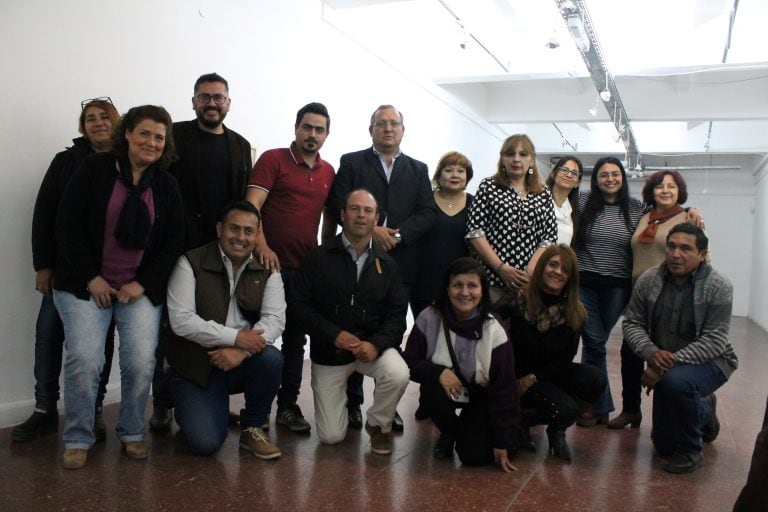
[{"xmin": 466, "ymin": 177, "xmax": 557, "ymax": 288}]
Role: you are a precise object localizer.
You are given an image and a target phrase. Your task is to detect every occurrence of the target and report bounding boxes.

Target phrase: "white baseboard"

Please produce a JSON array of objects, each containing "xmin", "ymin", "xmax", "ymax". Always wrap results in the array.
[{"xmin": 0, "ymin": 385, "xmax": 122, "ymax": 429}]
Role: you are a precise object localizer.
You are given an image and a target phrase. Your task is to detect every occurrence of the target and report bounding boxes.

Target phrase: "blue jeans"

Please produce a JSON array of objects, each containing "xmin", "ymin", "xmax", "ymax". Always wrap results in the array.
[
  {"xmin": 651, "ymin": 362, "xmax": 726, "ymax": 456},
  {"xmin": 276, "ymin": 267, "xmax": 307, "ymax": 409},
  {"xmin": 54, "ymin": 291, "xmax": 161, "ymax": 449},
  {"xmin": 172, "ymin": 345, "xmax": 283, "ymax": 455},
  {"xmin": 33, "ymin": 296, "xmax": 115, "ymax": 411},
  {"xmin": 579, "ymin": 285, "xmax": 630, "ymax": 415}
]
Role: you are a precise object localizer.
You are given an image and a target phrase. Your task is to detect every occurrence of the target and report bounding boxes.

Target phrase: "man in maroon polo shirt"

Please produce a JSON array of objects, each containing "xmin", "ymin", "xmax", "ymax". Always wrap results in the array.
[{"xmin": 246, "ymin": 102, "xmax": 336, "ymax": 433}]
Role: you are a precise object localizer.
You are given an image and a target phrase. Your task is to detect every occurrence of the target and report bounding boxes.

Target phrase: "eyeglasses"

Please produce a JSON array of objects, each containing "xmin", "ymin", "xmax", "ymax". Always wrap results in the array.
[
  {"xmin": 372, "ymin": 120, "xmax": 402, "ymax": 129},
  {"xmin": 81, "ymin": 96, "xmax": 113, "ymax": 110},
  {"xmin": 195, "ymin": 93, "xmax": 229, "ymax": 105},
  {"xmin": 557, "ymin": 167, "xmax": 581, "ymax": 178}
]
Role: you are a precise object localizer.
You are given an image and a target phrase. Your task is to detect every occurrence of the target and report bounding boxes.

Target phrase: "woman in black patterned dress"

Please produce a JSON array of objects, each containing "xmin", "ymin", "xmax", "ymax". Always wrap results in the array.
[{"xmin": 466, "ymin": 134, "xmax": 557, "ymax": 302}]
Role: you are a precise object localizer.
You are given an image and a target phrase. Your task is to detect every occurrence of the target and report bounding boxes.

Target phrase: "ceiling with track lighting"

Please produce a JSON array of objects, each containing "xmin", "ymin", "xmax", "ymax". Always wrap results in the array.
[{"xmin": 321, "ymin": 0, "xmax": 768, "ymax": 170}]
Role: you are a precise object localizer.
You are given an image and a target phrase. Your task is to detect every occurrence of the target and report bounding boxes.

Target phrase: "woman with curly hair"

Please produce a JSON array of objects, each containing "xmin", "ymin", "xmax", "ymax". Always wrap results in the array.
[{"xmin": 54, "ymin": 105, "xmax": 184, "ymax": 469}]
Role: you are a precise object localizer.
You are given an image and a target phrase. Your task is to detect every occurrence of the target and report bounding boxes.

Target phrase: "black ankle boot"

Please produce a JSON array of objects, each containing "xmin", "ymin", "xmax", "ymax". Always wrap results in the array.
[{"xmin": 547, "ymin": 427, "xmax": 572, "ymax": 461}]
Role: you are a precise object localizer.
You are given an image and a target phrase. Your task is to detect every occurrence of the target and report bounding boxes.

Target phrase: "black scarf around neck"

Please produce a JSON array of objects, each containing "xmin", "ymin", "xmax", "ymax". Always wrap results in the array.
[
  {"xmin": 113, "ymin": 156, "xmax": 154, "ymax": 249},
  {"xmin": 441, "ymin": 303, "xmax": 485, "ymax": 340}
]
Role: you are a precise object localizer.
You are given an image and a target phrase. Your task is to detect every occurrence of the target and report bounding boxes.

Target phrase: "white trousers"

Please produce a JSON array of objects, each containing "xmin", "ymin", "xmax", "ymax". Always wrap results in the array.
[{"xmin": 311, "ymin": 348, "xmax": 410, "ymax": 445}]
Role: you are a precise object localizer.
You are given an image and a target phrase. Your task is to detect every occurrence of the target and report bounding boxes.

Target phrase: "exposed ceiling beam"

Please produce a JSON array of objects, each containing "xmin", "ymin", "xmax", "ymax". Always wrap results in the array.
[
  {"xmin": 555, "ymin": 0, "xmax": 640, "ymax": 169},
  {"xmin": 706, "ymin": 0, "xmax": 741, "ymax": 151}
]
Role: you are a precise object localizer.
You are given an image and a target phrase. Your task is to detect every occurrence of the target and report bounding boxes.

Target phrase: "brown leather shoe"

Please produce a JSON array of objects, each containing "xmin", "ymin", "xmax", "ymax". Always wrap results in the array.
[
  {"xmin": 240, "ymin": 427, "xmax": 281, "ymax": 460},
  {"xmin": 607, "ymin": 411, "xmax": 642, "ymax": 429},
  {"xmin": 121, "ymin": 440, "xmax": 149, "ymax": 459},
  {"xmin": 62, "ymin": 448, "xmax": 88, "ymax": 469}
]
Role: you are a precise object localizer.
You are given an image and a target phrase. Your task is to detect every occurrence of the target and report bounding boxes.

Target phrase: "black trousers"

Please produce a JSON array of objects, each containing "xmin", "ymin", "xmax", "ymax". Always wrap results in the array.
[
  {"xmin": 420, "ymin": 381, "xmax": 495, "ymax": 466},
  {"xmin": 733, "ymin": 396, "xmax": 768, "ymax": 512},
  {"xmin": 521, "ymin": 362, "xmax": 606, "ymax": 430},
  {"xmin": 619, "ymin": 338, "xmax": 645, "ymax": 414}
]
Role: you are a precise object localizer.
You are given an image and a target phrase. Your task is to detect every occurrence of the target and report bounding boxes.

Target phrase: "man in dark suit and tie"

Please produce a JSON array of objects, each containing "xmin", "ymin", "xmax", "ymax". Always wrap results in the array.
[{"xmin": 327, "ymin": 104, "xmax": 435, "ymax": 431}]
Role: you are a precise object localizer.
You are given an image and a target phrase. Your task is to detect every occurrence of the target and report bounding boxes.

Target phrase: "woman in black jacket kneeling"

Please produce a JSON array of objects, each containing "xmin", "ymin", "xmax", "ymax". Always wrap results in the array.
[{"xmin": 495, "ymin": 244, "xmax": 606, "ymax": 461}]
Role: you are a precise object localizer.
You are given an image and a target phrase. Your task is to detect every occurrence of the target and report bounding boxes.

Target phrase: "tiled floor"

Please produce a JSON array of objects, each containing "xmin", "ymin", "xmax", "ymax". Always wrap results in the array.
[{"xmin": 1, "ymin": 317, "xmax": 765, "ymax": 512}]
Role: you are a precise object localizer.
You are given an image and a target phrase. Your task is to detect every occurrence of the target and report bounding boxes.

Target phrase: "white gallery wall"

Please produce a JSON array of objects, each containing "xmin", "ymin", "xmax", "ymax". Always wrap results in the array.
[
  {"xmin": 0, "ymin": 0, "xmax": 505, "ymax": 427},
  {"xmin": 749, "ymin": 158, "xmax": 768, "ymax": 330},
  {"xmin": 0, "ymin": 0, "xmax": 763, "ymax": 427}
]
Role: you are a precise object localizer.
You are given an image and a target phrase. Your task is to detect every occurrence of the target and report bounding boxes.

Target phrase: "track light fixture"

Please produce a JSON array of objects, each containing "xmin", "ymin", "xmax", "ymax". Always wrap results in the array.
[
  {"xmin": 559, "ymin": 0, "xmax": 577, "ymax": 16},
  {"xmin": 600, "ymin": 74, "xmax": 611, "ymax": 102}
]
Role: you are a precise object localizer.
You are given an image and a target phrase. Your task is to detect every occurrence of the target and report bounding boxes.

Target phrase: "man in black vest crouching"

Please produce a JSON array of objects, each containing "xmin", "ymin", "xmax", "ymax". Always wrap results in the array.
[{"xmin": 166, "ymin": 201, "xmax": 285, "ymax": 459}]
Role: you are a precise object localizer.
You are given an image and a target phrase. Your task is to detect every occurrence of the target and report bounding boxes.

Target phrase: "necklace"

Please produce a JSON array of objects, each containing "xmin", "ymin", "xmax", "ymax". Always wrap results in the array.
[{"xmin": 436, "ymin": 190, "xmax": 463, "ymax": 210}]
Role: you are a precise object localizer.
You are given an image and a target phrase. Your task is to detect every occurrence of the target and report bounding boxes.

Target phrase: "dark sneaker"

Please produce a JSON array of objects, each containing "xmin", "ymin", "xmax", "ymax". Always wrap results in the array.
[
  {"xmin": 702, "ymin": 394, "xmax": 720, "ymax": 443},
  {"xmin": 365, "ymin": 422, "xmax": 391, "ymax": 455},
  {"xmin": 276, "ymin": 404, "xmax": 311, "ymax": 432},
  {"xmin": 93, "ymin": 406, "xmax": 107, "ymax": 442},
  {"xmin": 11, "ymin": 410, "xmax": 58, "ymax": 443},
  {"xmin": 665, "ymin": 451, "xmax": 703, "ymax": 474},
  {"xmin": 240, "ymin": 427, "xmax": 281, "ymax": 460},
  {"xmin": 149, "ymin": 406, "xmax": 173, "ymax": 432}
]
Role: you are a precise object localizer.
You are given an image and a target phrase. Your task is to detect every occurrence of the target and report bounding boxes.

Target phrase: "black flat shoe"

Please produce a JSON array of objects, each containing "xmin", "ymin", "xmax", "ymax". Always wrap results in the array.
[
  {"xmin": 392, "ymin": 411, "xmax": 404, "ymax": 432},
  {"xmin": 149, "ymin": 406, "xmax": 173, "ymax": 432},
  {"xmin": 347, "ymin": 405, "xmax": 363, "ymax": 429},
  {"xmin": 433, "ymin": 434, "xmax": 455, "ymax": 459},
  {"xmin": 665, "ymin": 451, "xmax": 703, "ymax": 474}
]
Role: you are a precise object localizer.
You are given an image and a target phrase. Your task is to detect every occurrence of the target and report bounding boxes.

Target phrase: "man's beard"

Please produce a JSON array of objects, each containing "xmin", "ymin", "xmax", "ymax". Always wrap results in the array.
[{"xmin": 196, "ymin": 108, "xmax": 227, "ymax": 129}]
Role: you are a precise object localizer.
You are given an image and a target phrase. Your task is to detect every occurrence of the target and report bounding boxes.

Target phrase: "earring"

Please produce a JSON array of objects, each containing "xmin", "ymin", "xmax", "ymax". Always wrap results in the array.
[{"xmin": 527, "ymin": 167, "xmax": 534, "ymax": 175}]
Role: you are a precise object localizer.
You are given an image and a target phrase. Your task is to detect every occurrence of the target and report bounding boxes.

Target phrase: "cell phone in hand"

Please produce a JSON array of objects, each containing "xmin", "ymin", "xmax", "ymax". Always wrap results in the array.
[{"xmin": 450, "ymin": 386, "xmax": 470, "ymax": 403}]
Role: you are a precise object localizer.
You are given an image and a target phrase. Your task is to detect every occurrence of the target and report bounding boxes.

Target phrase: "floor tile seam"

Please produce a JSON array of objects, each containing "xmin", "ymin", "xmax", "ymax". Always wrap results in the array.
[{"xmin": 503, "ymin": 462, "xmax": 542, "ymax": 510}]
